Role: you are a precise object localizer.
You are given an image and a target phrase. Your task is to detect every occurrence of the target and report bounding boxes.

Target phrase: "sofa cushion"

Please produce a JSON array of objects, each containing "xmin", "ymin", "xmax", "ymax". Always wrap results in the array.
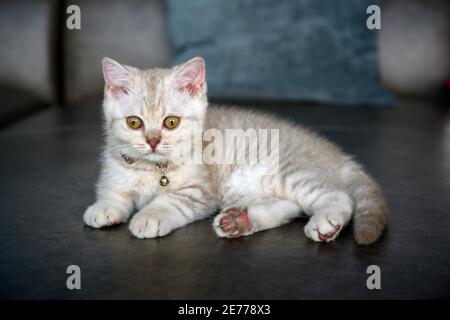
[
  {"xmin": 379, "ymin": 0, "xmax": 450, "ymax": 96},
  {"xmin": 167, "ymin": 0, "xmax": 395, "ymax": 107},
  {"xmin": 0, "ymin": 88, "xmax": 47, "ymax": 128},
  {"xmin": 64, "ymin": 0, "xmax": 171, "ymax": 103}
]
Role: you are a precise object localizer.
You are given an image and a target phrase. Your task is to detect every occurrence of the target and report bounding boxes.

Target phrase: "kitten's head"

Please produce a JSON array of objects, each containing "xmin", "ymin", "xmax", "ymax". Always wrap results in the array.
[{"xmin": 101, "ymin": 57, "xmax": 207, "ymax": 165}]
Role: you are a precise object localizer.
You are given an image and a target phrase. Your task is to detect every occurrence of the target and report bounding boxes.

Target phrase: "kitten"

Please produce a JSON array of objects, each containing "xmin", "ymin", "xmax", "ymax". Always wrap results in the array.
[{"xmin": 83, "ymin": 57, "xmax": 389, "ymax": 245}]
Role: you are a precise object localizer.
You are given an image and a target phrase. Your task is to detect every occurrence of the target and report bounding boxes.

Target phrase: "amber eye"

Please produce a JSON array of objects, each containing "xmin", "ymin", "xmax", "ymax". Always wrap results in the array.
[
  {"xmin": 163, "ymin": 116, "xmax": 181, "ymax": 129},
  {"xmin": 126, "ymin": 116, "xmax": 143, "ymax": 129}
]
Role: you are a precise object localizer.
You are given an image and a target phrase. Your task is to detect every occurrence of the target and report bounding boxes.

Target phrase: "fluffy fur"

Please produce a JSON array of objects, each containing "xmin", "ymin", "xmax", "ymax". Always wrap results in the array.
[{"xmin": 84, "ymin": 57, "xmax": 389, "ymax": 245}]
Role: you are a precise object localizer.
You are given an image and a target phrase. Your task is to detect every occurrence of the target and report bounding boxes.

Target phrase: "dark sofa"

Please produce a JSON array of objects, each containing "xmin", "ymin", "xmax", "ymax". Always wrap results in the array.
[{"xmin": 0, "ymin": 0, "xmax": 449, "ymax": 299}]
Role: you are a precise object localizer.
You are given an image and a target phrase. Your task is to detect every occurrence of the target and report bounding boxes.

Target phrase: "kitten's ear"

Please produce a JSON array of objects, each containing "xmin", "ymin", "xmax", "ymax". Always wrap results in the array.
[
  {"xmin": 173, "ymin": 57, "xmax": 205, "ymax": 96},
  {"xmin": 102, "ymin": 57, "xmax": 130, "ymax": 96}
]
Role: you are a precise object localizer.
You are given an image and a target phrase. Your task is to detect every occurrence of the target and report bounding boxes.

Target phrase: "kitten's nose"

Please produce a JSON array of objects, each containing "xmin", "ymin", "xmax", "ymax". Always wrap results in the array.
[{"xmin": 147, "ymin": 137, "xmax": 160, "ymax": 151}]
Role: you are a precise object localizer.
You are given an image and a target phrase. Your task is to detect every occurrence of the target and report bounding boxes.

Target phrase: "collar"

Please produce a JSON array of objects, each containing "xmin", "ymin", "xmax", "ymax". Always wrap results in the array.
[{"xmin": 119, "ymin": 152, "xmax": 170, "ymax": 186}]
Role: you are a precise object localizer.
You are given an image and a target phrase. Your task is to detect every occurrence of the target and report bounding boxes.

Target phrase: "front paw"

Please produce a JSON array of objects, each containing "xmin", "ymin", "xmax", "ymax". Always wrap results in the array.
[
  {"xmin": 129, "ymin": 212, "xmax": 174, "ymax": 239},
  {"xmin": 83, "ymin": 202, "xmax": 128, "ymax": 228}
]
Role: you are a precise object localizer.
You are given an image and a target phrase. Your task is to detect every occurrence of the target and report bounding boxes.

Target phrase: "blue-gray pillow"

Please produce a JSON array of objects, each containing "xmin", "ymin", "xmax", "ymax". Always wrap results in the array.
[{"xmin": 167, "ymin": 0, "xmax": 395, "ymax": 107}]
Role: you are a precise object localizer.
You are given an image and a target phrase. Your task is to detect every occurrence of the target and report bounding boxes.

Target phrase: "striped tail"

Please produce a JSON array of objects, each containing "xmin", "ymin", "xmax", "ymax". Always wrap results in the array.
[{"xmin": 343, "ymin": 162, "xmax": 389, "ymax": 245}]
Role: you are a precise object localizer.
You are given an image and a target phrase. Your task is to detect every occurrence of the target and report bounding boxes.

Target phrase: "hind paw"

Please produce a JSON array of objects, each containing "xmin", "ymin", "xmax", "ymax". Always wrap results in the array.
[
  {"xmin": 213, "ymin": 207, "xmax": 253, "ymax": 238},
  {"xmin": 304, "ymin": 212, "xmax": 345, "ymax": 242}
]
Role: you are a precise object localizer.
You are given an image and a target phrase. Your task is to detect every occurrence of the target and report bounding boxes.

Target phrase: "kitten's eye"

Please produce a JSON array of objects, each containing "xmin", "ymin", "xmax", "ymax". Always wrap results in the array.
[
  {"xmin": 126, "ymin": 116, "xmax": 143, "ymax": 129},
  {"xmin": 163, "ymin": 116, "xmax": 181, "ymax": 129}
]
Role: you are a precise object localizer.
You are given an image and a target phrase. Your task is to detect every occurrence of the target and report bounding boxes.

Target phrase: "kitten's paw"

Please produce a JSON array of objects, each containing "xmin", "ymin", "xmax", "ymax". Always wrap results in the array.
[
  {"xmin": 213, "ymin": 207, "xmax": 253, "ymax": 238},
  {"xmin": 84, "ymin": 202, "xmax": 128, "ymax": 228},
  {"xmin": 304, "ymin": 212, "xmax": 344, "ymax": 242},
  {"xmin": 129, "ymin": 213, "xmax": 174, "ymax": 239}
]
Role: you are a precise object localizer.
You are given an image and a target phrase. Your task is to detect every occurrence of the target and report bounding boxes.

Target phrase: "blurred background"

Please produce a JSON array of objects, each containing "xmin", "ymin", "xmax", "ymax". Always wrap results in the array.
[
  {"xmin": 0, "ymin": 0, "xmax": 450, "ymax": 299},
  {"xmin": 0, "ymin": 0, "xmax": 448, "ymax": 127}
]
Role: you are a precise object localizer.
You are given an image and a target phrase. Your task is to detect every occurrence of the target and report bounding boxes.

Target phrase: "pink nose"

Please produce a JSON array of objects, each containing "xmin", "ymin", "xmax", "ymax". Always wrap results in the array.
[{"xmin": 147, "ymin": 138, "xmax": 160, "ymax": 151}]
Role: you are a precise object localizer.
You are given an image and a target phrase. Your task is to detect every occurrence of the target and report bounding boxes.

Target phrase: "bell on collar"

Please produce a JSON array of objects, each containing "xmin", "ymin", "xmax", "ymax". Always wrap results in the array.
[
  {"xmin": 156, "ymin": 163, "xmax": 170, "ymax": 187},
  {"xmin": 160, "ymin": 175, "xmax": 170, "ymax": 187}
]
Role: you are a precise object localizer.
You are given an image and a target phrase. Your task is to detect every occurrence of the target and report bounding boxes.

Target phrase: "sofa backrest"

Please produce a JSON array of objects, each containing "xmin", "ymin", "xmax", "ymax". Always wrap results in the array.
[
  {"xmin": 63, "ymin": 0, "xmax": 171, "ymax": 103},
  {"xmin": 0, "ymin": 0, "xmax": 448, "ymax": 111},
  {"xmin": 0, "ymin": 0, "xmax": 56, "ymax": 103}
]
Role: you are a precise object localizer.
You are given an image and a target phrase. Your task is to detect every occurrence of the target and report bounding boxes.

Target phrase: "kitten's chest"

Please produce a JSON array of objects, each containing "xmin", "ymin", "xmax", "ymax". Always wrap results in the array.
[{"xmin": 132, "ymin": 175, "xmax": 160, "ymax": 210}]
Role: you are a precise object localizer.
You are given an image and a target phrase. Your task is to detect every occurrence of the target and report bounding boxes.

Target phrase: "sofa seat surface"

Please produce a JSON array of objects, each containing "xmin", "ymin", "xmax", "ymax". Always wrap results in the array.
[
  {"xmin": 0, "ymin": 89, "xmax": 48, "ymax": 128},
  {"xmin": 0, "ymin": 99, "xmax": 449, "ymax": 299}
]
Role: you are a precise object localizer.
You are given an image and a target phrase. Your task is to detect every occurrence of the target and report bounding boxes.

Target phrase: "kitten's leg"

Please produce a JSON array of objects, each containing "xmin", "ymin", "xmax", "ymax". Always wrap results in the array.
[
  {"xmin": 301, "ymin": 190, "xmax": 353, "ymax": 242},
  {"xmin": 84, "ymin": 193, "xmax": 134, "ymax": 228},
  {"xmin": 129, "ymin": 187, "xmax": 215, "ymax": 238},
  {"xmin": 262, "ymin": 173, "xmax": 354, "ymax": 242},
  {"xmin": 213, "ymin": 199, "xmax": 301, "ymax": 238}
]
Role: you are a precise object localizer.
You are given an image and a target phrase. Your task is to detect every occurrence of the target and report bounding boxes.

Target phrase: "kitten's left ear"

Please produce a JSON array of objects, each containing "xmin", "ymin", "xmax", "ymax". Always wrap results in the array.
[
  {"xmin": 173, "ymin": 57, "xmax": 205, "ymax": 96},
  {"xmin": 102, "ymin": 57, "xmax": 130, "ymax": 97}
]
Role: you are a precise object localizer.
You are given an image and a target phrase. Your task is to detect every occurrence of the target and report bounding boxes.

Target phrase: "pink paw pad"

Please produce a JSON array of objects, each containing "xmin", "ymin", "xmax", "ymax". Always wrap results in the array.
[
  {"xmin": 317, "ymin": 223, "xmax": 341, "ymax": 241},
  {"xmin": 219, "ymin": 207, "xmax": 252, "ymax": 237}
]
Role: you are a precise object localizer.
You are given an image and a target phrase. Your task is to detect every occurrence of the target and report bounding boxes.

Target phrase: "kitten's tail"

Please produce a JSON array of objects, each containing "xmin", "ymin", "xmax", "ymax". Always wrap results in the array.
[{"xmin": 343, "ymin": 162, "xmax": 389, "ymax": 245}]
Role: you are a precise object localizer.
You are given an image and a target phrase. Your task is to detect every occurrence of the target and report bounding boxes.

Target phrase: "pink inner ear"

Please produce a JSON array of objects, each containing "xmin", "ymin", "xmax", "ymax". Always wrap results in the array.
[
  {"xmin": 108, "ymin": 85, "xmax": 129, "ymax": 96},
  {"xmin": 175, "ymin": 58, "xmax": 205, "ymax": 96},
  {"xmin": 102, "ymin": 58, "xmax": 130, "ymax": 97}
]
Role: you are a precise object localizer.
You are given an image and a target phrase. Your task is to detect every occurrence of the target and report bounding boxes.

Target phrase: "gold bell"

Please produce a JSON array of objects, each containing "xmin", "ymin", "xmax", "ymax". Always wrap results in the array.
[
  {"xmin": 160, "ymin": 175, "xmax": 170, "ymax": 187},
  {"xmin": 156, "ymin": 163, "xmax": 170, "ymax": 187}
]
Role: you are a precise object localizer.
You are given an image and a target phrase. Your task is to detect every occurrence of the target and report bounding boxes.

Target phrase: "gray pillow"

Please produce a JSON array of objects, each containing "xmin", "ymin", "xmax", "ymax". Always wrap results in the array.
[{"xmin": 167, "ymin": 0, "xmax": 395, "ymax": 107}]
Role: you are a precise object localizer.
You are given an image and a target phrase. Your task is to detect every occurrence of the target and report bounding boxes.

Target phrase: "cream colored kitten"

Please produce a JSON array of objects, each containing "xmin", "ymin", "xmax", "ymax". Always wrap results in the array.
[{"xmin": 83, "ymin": 57, "xmax": 389, "ymax": 245}]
